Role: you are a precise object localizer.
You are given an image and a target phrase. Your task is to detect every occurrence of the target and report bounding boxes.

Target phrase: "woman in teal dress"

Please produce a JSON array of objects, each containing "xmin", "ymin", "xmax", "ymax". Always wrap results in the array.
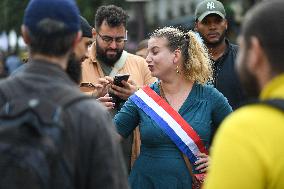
[{"xmin": 114, "ymin": 27, "xmax": 232, "ymax": 189}]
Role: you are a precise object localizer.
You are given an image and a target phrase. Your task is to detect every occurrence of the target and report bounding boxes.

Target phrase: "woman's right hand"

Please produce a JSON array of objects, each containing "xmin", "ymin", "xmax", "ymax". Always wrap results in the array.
[{"xmin": 194, "ymin": 152, "xmax": 210, "ymax": 173}]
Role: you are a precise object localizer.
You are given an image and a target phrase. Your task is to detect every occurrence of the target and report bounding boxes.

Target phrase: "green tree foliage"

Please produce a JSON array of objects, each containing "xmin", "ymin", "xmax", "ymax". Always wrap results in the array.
[
  {"xmin": 0, "ymin": 0, "xmax": 126, "ymax": 34},
  {"xmin": 77, "ymin": 0, "xmax": 127, "ymax": 27},
  {"xmin": 0, "ymin": 0, "xmax": 29, "ymax": 34}
]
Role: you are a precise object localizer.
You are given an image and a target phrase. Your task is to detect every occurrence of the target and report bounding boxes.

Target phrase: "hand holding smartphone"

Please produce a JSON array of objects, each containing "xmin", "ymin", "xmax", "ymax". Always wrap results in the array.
[
  {"xmin": 109, "ymin": 74, "xmax": 130, "ymax": 107},
  {"xmin": 113, "ymin": 73, "xmax": 130, "ymax": 87}
]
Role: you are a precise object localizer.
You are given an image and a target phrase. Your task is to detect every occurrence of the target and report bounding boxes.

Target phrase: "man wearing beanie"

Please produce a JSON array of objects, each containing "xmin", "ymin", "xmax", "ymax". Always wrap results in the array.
[
  {"xmin": 195, "ymin": 0, "xmax": 246, "ymax": 111},
  {"xmin": 76, "ymin": 16, "xmax": 93, "ymax": 63},
  {"xmin": 0, "ymin": 0, "xmax": 128, "ymax": 188},
  {"xmin": 66, "ymin": 15, "xmax": 94, "ymax": 84}
]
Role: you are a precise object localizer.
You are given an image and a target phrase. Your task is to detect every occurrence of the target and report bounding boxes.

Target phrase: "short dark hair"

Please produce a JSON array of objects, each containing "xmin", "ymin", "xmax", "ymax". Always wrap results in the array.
[
  {"xmin": 27, "ymin": 20, "xmax": 77, "ymax": 56},
  {"xmin": 242, "ymin": 0, "xmax": 284, "ymax": 73},
  {"xmin": 95, "ymin": 5, "xmax": 128, "ymax": 30}
]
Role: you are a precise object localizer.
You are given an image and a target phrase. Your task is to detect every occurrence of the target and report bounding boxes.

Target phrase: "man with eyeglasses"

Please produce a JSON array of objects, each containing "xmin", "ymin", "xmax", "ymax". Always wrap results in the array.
[{"xmin": 80, "ymin": 5, "xmax": 156, "ymax": 171}]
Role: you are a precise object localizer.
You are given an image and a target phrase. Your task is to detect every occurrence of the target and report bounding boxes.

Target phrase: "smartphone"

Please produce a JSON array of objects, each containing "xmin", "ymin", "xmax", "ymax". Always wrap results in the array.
[{"xmin": 113, "ymin": 74, "xmax": 130, "ymax": 87}]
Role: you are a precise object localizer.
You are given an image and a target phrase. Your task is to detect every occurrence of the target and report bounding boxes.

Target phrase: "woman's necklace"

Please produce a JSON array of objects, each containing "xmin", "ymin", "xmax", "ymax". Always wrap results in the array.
[{"xmin": 158, "ymin": 82, "xmax": 169, "ymax": 104}]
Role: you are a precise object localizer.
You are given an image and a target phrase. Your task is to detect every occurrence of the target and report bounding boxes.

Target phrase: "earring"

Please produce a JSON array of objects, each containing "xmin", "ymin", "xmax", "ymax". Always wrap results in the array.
[{"xmin": 176, "ymin": 65, "xmax": 180, "ymax": 74}]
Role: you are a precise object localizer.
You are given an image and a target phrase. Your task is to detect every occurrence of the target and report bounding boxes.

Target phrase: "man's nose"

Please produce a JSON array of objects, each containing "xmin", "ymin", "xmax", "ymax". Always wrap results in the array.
[
  {"xmin": 208, "ymin": 22, "xmax": 217, "ymax": 30},
  {"xmin": 109, "ymin": 40, "xmax": 117, "ymax": 49}
]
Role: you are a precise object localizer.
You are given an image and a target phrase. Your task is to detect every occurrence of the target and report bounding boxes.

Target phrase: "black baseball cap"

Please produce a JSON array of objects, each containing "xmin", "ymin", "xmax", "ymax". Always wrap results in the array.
[{"xmin": 80, "ymin": 16, "xmax": 92, "ymax": 38}]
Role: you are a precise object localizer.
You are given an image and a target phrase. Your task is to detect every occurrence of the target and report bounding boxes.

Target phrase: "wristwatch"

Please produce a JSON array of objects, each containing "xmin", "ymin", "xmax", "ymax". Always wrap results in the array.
[{"xmin": 79, "ymin": 82, "xmax": 96, "ymax": 92}]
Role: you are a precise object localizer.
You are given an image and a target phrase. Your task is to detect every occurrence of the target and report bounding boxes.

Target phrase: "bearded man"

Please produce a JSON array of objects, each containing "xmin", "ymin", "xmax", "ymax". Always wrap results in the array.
[{"xmin": 195, "ymin": 0, "xmax": 246, "ymax": 110}]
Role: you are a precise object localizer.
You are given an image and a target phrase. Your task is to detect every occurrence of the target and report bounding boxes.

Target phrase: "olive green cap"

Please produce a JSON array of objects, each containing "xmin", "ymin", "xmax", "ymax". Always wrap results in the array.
[{"xmin": 195, "ymin": 0, "xmax": 226, "ymax": 21}]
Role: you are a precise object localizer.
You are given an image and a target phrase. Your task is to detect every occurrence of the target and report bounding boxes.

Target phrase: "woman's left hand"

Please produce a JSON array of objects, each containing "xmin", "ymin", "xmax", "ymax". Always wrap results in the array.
[
  {"xmin": 194, "ymin": 152, "xmax": 210, "ymax": 173},
  {"xmin": 111, "ymin": 79, "xmax": 137, "ymax": 100}
]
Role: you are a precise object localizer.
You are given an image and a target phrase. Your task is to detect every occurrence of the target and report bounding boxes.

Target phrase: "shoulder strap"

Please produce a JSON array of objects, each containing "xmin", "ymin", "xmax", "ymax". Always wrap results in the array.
[
  {"xmin": 246, "ymin": 98, "xmax": 284, "ymax": 112},
  {"xmin": 55, "ymin": 88, "xmax": 94, "ymax": 109},
  {"xmin": 0, "ymin": 79, "xmax": 94, "ymax": 115},
  {"xmin": 109, "ymin": 50, "xmax": 128, "ymax": 77},
  {"xmin": 261, "ymin": 99, "xmax": 284, "ymax": 112},
  {"xmin": 0, "ymin": 78, "xmax": 16, "ymax": 102},
  {"xmin": 130, "ymin": 86, "xmax": 207, "ymax": 164}
]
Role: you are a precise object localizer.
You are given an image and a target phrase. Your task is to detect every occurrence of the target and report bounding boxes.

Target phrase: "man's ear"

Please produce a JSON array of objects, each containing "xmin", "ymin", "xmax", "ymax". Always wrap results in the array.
[
  {"xmin": 92, "ymin": 28, "xmax": 97, "ymax": 38},
  {"xmin": 72, "ymin": 31, "xmax": 82, "ymax": 49},
  {"xmin": 247, "ymin": 37, "xmax": 263, "ymax": 72},
  {"xmin": 21, "ymin": 25, "xmax": 31, "ymax": 45},
  {"xmin": 194, "ymin": 22, "xmax": 198, "ymax": 31},
  {"xmin": 249, "ymin": 36, "xmax": 271, "ymax": 88},
  {"xmin": 224, "ymin": 19, "xmax": 228, "ymax": 30}
]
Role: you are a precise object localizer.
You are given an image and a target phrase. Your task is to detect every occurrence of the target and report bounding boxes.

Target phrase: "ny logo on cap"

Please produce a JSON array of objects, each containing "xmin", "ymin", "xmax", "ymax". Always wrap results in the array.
[{"xmin": 207, "ymin": 2, "xmax": 215, "ymax": 10}]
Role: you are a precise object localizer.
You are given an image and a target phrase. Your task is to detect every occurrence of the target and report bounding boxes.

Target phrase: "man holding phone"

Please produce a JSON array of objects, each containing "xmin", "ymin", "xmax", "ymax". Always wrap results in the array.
[
  {"xmin": 66, "ymin": 16, "xmax": 93, "ymax": 84},
  {"xmin": 113, "ymin": 74, "xmax": 130, "ymax": 87},
  {"xmin": 80, "ymin": 5, "xmax": 156, "ymax": 171},
  {"xmin": 81, "ymin": 5, "xmax": 155, "ymax": 107}
]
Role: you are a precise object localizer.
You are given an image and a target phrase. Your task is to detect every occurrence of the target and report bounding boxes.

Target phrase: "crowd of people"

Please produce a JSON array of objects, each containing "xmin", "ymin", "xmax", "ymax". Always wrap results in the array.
[{"xmin": 0, "ymin": 0, "xmax": 283, "ymax": 188}]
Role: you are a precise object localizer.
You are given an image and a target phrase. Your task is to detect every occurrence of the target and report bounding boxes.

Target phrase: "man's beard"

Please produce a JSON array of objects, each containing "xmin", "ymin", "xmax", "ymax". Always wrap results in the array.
[
  {"xmin": 66, "ymin": 53, "xmax": 82, "ymax": 84},
  {"xmin": 237, "ymin": 50, "xmax": 260, "ymax": 99},
  {"xmin": 96, "ymin": 42, "xmax": 123, "ymax": 66},
  {"xmin": 200, "ymin": 30, "xmax": 226, "ymax": 48}
]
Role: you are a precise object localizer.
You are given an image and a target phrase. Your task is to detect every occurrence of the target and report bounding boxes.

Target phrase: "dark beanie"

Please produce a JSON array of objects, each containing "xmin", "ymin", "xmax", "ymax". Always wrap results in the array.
[
  {"xmin": 80, "ymin": 16, "xmax": 92, "ymax": 38},
  {"xmin": 23, "ymin": 0, "xmax": 80, "ymax": 35}
]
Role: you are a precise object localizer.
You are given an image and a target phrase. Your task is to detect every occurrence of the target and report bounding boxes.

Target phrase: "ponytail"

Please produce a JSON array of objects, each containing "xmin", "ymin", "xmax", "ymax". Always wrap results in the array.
[{"xmin": 183, "ymin": 31, "xmax": 213, "ymax": 85}]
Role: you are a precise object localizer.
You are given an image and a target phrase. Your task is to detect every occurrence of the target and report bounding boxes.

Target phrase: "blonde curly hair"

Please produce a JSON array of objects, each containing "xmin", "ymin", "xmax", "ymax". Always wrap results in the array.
[{"xmin": 150, "ymin": 27, "xmax": 213, "ymax": 85}]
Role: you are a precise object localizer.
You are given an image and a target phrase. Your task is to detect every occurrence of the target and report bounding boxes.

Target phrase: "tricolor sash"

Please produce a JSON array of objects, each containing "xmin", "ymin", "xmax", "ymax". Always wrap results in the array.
[{"xmin": 130, "ymin": 85, "xmax": 208, "ymax": 164}]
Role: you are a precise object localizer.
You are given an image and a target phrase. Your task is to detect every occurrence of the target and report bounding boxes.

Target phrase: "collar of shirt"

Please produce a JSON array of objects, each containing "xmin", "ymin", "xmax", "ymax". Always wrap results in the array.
[
  {"xmin": 88, "ymin": 43, "xmax": 98, "ymax": 65},
  {"xmin": 213, "ymin": 39, "xmax": 230, "ymax": 63},
  {"xmin": 21, "ymin": 59, "xmax": 76, "ymax": 86}
]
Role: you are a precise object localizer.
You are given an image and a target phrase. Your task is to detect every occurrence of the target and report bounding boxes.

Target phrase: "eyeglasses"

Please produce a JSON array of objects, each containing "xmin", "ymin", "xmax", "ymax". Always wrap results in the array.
[{"xmin": 97, "ymin": 32, "xmax": 127, "ymax": 45}]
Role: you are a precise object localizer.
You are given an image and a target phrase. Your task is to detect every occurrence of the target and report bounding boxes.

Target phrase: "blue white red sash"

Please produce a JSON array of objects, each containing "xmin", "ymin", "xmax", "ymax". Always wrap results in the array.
[{"xmin": 130, "ymin": 85, "xmax": 208, "ymax": 164}]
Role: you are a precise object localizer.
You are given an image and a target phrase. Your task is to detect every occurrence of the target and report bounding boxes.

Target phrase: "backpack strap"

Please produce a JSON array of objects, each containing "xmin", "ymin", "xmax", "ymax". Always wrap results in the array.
[
  {"xmin": 0, "ymin": 78, "xmax": 15, "ymax": 102},
  {"xmin": 260, "ymin": 98, "xmax": 284, "ymax": 112},
  {"xmin": 55, "ymin": 87, "xmax": 94, "ymax": 109},
  {"xmin": 0, "ymin": 78, "xmax": 95, "ymax": 120},
  {"xmin": 244, "ymin": 98, "xmax": 284, "ymax": 112},
  {"xmin": 46, "ymin": 88, "xmax": 95, "ymax": 188}
]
